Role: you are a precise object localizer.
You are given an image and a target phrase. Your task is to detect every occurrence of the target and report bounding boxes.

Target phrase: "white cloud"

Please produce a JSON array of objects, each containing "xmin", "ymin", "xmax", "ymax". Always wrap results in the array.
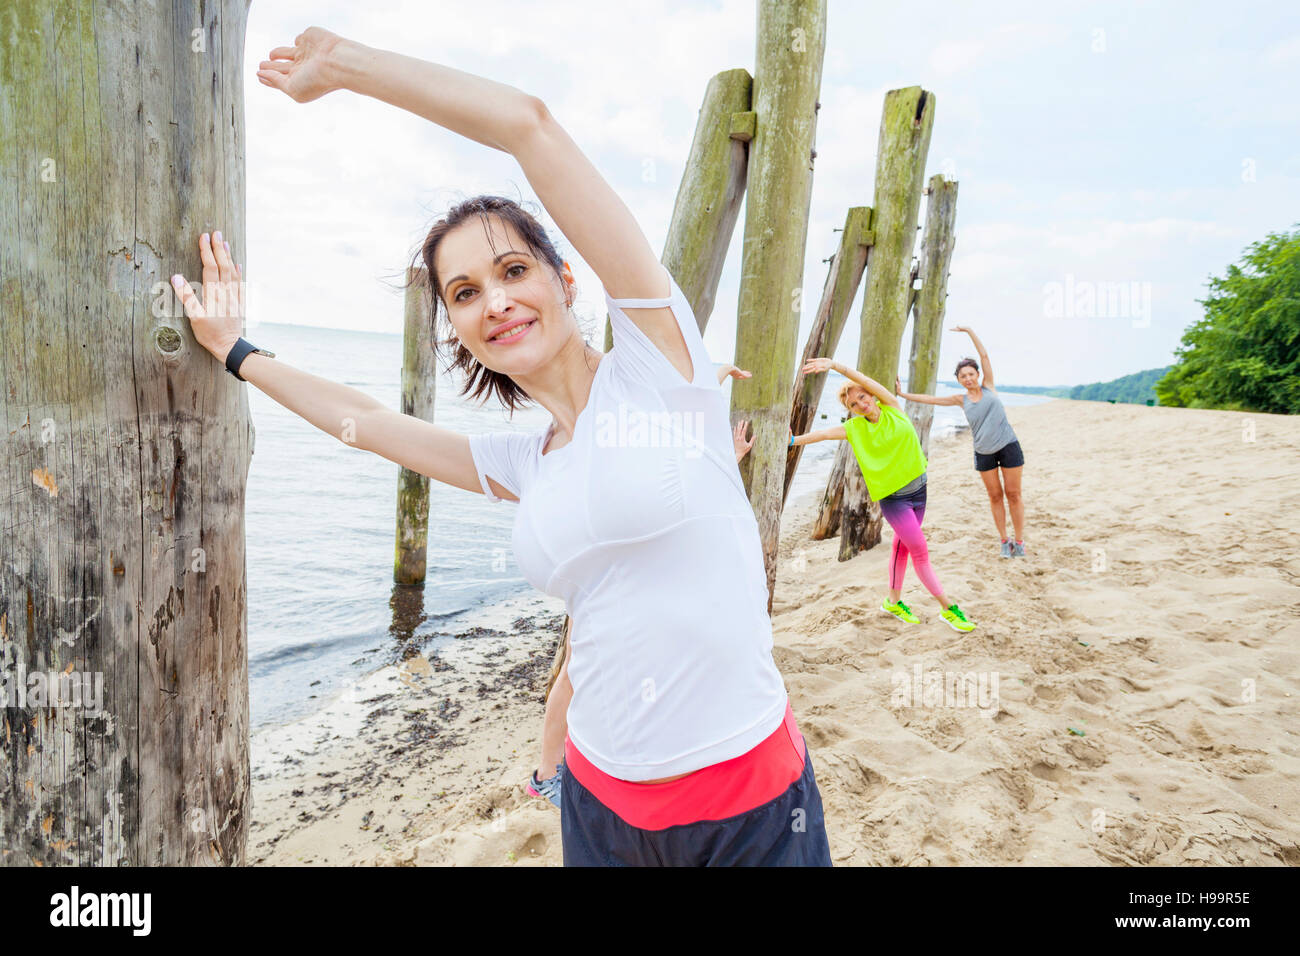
[
  {"xmin": 234, "ymin": 0, "xmax": 1300, "ymax": 386},
  {"xmin": 1264, "ymin": 34, "xmax": 1300, "ymax": 66}
]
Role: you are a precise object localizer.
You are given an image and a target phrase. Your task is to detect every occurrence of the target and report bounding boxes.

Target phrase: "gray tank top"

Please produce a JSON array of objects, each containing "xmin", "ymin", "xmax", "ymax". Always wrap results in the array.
[
  {"xmin": 884, "ymin": 471, "xmax": 927, "ymax": 499},
  {"xmin": 962, "ymin": 387, "xmax": 1019, "ymax": 454}
]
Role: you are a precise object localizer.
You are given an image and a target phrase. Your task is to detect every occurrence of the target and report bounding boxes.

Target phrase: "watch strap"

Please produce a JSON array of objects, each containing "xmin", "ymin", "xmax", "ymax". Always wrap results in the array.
[{"xmin": 224, "ymin": 337, "xmax": 274, "ymax": 381}]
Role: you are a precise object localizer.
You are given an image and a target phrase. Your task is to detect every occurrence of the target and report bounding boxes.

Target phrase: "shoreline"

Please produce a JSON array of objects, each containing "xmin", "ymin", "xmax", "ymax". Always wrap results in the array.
[
  {"xmin": 248, "ymin": 591, "xmax": 567, "ymax": 865},
  {"xmin": 250, "ymin": 399, "xmax": 1300, "ymax": 865}
]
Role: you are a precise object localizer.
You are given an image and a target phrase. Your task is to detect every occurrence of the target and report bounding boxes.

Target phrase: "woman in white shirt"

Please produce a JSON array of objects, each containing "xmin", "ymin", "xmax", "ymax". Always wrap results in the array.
[{"xmin": 177, "ymin": 27, "xmax": 831, "ymax": 866}]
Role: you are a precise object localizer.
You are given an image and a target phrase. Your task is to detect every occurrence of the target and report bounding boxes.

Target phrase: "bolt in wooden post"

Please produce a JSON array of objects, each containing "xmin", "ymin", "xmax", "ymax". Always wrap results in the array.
[
  {"xmin": 817, "ymin": 86, "xmax": 934, "ymax": 560},
  {"xmin": 394, "ymin": 267, "xmax": 437, "ymax": 585},
  {"xmin": 906, "ymin": 175, "xmax": 958, "ymax": 455},
  {"xmin": 603, "ymin": 68, "xmax": 753, "ymax": 351},
  {"xmin": 0, "ymin": 0, "xmax": 251, "ymax": 864},
  {"xmin": 784, "ymin": 206, "xmax": 872, "ymax": 510}
]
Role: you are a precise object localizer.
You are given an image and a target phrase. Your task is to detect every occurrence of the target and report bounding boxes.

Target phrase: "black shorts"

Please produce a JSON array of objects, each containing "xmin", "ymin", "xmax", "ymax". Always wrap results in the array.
[
  {"xmin": 560, "ymin": 748, "xmax": 834, "ymax": 867},
  {"xmin": 974, "ymin": 439, "xmax": 1024, "ymax": 472}
]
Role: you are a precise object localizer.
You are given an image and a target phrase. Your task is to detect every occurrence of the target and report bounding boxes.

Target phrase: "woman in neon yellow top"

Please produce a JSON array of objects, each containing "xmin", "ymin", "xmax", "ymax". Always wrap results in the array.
[{"xmin": 793, "ymin": 358, "xmax": 976, "ymax": 632}]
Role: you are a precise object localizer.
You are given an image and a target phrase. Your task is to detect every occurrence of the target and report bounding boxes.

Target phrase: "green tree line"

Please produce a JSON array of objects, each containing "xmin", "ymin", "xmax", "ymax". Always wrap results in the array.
[{"xmin": 1156, "ymin": 226, "xmax": 1300, "ymax": 414}]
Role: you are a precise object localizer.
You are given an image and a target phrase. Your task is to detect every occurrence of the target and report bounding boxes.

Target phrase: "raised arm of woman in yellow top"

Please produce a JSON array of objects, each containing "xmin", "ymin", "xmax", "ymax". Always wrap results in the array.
[{"xmin": 801, "ymin": 357, "xmax": 901, "ymax": 408}]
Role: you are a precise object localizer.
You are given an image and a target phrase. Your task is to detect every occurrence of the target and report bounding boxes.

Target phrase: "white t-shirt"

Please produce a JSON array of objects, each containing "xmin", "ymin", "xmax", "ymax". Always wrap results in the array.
[{"xmin": 468, "ymin": 264, "xmax": 789, "ymax": 780}]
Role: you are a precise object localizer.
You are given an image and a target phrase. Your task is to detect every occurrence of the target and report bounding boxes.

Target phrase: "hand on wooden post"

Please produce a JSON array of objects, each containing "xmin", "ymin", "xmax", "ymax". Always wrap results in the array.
[
  {"xmin": 258, "ymin": 27, "xmax": 348, "ymax": 103},
  {"xmin": 171, "ymin": 231, "xmax": 244, "ymax": 362},
  {"xmin": 732, "ymin": 420, "xmax": 754, "ymax": 463},
  {"xmin": 802, "ymin": 357, "xmax": 834, "ymax": 375}
]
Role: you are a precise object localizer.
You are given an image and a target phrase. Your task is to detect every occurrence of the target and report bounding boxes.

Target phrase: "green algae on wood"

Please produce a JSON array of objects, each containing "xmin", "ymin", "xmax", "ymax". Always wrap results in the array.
[{"xmin": 731, "ymin": 0, "xmax": 827, "ymax": 609}]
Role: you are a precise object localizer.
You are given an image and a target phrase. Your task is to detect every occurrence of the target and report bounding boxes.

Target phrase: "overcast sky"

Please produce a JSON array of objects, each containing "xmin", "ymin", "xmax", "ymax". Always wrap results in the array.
[{"xmin": 241, "ymin": 0, "xmax": 1299, "ymax": 387}]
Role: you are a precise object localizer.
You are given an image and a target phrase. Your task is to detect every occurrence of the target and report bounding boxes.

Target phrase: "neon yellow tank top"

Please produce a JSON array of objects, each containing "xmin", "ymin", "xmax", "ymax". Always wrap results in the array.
[{"xmin": 842, "ymin": 405, "xmax": 927, "ymax": 500}]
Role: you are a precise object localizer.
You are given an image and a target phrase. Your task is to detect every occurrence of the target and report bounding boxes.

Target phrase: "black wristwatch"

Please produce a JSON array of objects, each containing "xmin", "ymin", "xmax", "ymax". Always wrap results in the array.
[{"xmin": 224, "ymin": 337, "xmax": 275, "ymax": 381}]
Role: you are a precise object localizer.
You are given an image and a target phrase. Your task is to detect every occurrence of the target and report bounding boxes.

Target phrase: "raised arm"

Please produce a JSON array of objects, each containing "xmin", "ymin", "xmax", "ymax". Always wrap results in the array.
[
  {"xmin": 952, "ymin": 326, "xmax": 994, "ymax": 387},
  {"xmin": 258, "ymin": 28, "xmax": 691, "ymax": 376},
  {"xmin": 895, "ymin": 376, "xmax": 964, "ymax": 406},
  {"xmin": 172, "ymin": 231, "xmax": 501, "ymax": 501},
  {"xmin": 801, "ymin": 357, "xmax": 900, "ymax": 408}
]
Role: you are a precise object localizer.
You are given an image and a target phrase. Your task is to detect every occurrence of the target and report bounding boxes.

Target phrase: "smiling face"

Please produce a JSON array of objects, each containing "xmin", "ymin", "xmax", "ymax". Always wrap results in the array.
[
  {"xmin": 956, "ymin": 364, "xmax": 980, "ymax": 390},
  {"xmin": 434, "ymin": 214, "xmax": 575, "ymax": 376},
  {"xmin": 845, "ymin": 385, "xmax": 881, "ymax": 423}
]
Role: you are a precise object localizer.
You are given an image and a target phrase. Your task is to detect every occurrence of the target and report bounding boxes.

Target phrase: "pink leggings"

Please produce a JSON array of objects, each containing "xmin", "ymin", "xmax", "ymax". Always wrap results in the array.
[{"xmin": 879, "ymin": 485, "xmax": 945, "ymax": 599}]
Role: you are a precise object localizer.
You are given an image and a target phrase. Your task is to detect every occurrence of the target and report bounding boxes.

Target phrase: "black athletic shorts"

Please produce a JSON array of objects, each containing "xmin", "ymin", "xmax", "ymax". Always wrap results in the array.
[
  {"xmin": 974, "ymin": 439, "xmax": 1024, "ymax": 472},
  {"xmin": 560, "ymin": 748, "xmax": 834, "ymax": 867}
]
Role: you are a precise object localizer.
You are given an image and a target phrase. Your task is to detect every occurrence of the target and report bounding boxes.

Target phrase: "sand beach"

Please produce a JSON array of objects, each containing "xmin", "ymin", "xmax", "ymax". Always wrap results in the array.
[{"xmin": 250, "ymin": 398, "xmax": 1300, "ymax": 865}]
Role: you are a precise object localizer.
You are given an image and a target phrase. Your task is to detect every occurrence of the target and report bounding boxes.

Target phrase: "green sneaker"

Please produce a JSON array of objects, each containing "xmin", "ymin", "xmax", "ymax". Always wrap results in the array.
[
  {"xmin": 941, "ymin": 604, "xmax": 976, "ymax": 632},
  {"xmin": 881, "ymin": 599, "xmax": 920, "ymax": 624}
]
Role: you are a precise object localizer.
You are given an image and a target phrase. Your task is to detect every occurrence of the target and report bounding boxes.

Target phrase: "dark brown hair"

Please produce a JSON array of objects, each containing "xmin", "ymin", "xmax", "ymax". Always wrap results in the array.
[
  {"xmin": 955, "ymin": 357, "xmax": 979, "ymax": 379},
  {"xmin": 406, "ymin": 195, "xmax": 570, "ymax": 415}
]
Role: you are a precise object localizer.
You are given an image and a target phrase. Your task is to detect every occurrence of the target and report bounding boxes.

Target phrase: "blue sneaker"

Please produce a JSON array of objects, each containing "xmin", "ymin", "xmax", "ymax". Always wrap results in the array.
[
  {"xmin": 527, "ymin": 765, "xmax": 563, "ymax": 809},
  {"xmin": 1012, "ymin": 541, "xmax": 1027, "ymax": 558},
  {"xmin": 999, "ymin": 540, "xmax": 1012, "ymax": 558}
]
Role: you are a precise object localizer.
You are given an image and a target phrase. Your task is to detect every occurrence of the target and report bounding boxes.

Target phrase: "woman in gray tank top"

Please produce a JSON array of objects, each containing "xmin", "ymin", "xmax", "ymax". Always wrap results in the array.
[{"xmin": 896, "ymin": 326, "xmax": 1027, "ymax": 557}]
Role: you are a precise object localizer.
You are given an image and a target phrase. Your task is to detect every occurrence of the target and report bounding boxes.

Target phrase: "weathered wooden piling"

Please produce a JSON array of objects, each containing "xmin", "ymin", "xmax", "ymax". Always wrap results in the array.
[
  {"xmin": 784, "ymin": 206, "xmax": 873, "ymax": 509},
  {"xmin": 604, "ymin": 68, "xmax": 754, "ymax": 351},
  {"xmin": 731, "ymin": 0, "xmax": 827, "ymax": 608},
  {"xmin": 394, "ymin": 267, "xmax": 437, "ymax": 584},
  {"xmin": 0, "ymin": 0, "xmax": 251, "ymax": 865},
  {"xmin": 817, "ymin": 86, "xmax": 934, "ymax": 560},
  {"xmin": 906, "ymin": 175, "xmax": 958, "ymax": 455}
]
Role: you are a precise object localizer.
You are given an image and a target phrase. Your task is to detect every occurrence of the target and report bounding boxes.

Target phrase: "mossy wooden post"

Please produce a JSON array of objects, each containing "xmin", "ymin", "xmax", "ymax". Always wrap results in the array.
[
  {"xmin": 784, "ymin": 206, "xmax": 872, "ymax": 510},
  {"xmin": 906, "ymin": 175, "xmax": 958, "ymax": 455},
  {"xmin": 817, "ymin": 86, "xmax": 934, "ymax": 561},
  {"xmin": 603, "ymin": 68, "xmax": 753, "ymax": 351},
  {"xmin": 0, "ymin": 1, "xmax": 251, "ymax": 865},
  {"xmin": 732, "ymin": 0, "xmax": 826, "ymax": 609},
  {"xmin": 394, "ymin": 267, "xmax": 436, "ymax": 584}
]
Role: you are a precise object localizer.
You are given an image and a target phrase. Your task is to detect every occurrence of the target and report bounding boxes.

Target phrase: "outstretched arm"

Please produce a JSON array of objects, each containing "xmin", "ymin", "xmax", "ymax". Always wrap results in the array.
[
  {"xmin": 259, "ymin": 29, "xmax": 690, "ymax": 373},
  {"xmin": 173, "ymin": 231, "xmax": 505, "ymax": 501},
  {"xmin": 952, "ymin": 326, "xmax": 994, "ymax": 387},
  {"xmin": 895, "ymin": 377, "xmax": 964, "ymax": 406},
  {"xmin": 717, "ymin": 364, "xmax": 752, "ymax": 386},
  {"xmin": 801, "ymin": 357, "xmax": 900, "ymax": 408},
  {"xmin": 790, "ymin": 424, "xmax": 847, "ymax": 447}
]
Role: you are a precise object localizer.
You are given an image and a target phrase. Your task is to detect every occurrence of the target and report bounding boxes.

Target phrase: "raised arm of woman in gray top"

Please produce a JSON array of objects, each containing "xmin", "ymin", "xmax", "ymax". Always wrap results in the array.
[{"xmin": 952, "ymin": 325, "xmax": 994, "ymax": 388}]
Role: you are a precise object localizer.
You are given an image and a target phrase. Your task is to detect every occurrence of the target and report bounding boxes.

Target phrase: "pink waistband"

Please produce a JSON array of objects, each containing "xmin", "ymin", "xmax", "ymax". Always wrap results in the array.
[{"xmin": 564, "ymin": 701, "xmax": 806, "ymax": 831}]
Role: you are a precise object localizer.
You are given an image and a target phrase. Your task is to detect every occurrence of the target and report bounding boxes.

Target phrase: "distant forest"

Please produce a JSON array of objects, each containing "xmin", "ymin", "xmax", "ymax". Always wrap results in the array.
[
  {"xmin": 996, "ymin": 227, "xmax": 1300, "ymax": 413},
  {"xmin": 996, "ymin": 366, "xmax": 1172, "ymax": 405}
]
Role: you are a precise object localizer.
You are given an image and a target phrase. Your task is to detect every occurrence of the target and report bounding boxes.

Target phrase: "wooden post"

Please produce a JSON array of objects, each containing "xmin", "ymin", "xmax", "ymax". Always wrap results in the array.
[
  {"xmin": 0, "ymin": 0, "xmax": 251, "ymax": 865},
  {"xmin": 603, "ymin": 68, "xmax": 753, "ymax": 351},
  {"xmin": 394, "ymin": 267, "xmax": 437, "ymax": 584},
  {"xmin": 811, "ymin": 441, "xmax": 850, "ymax": 540},
  {"xmin": 906, "ymin": 175, "xmax": 958, "ymax": 455},
  {"xmin": 732, "ymin": 0, "xmax": 827, "ymax": 610},
  {"xmin": 816, "ymin": 86, "xmax": 934, "ymax": 561},
  {"xmin": 784, "ymin": 206, "xmax": 872, "ymax": 510}
]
